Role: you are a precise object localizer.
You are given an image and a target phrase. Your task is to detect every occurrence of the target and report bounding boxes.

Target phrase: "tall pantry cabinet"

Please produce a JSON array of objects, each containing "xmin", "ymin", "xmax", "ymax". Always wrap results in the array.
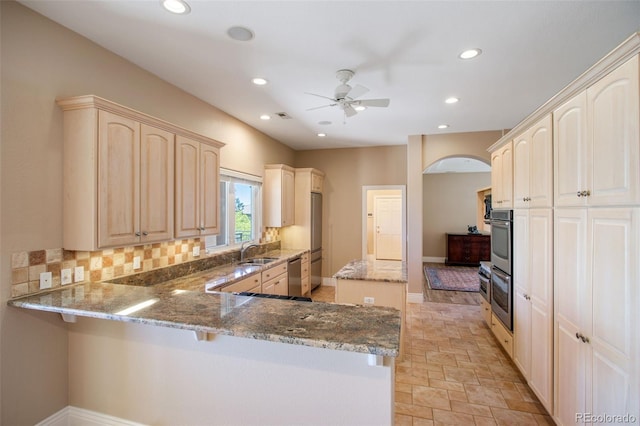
[{"xmin": 553, "ymin": 55, "xmax": 639, "ymax": 425}]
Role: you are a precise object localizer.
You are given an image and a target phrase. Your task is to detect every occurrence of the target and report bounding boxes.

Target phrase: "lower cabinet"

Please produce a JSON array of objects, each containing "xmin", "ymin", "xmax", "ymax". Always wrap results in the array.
[
  {"xmin": 480, "ymin": 298, "xmax": 492, "ymax": 327},
  {"xmin": 301, "ymin": 252, "xmax": 311, "ymax": 296},
  {"xmin": 221, "ymin": 275, "xmax": 261, "ymax": 293},
  {"xmin": 491, "ymin": 313, "xmax": 513, "ymax": 358},
  {"xmin": 262, "ymin": 262, "xmax": 288, "ymax": 296}
]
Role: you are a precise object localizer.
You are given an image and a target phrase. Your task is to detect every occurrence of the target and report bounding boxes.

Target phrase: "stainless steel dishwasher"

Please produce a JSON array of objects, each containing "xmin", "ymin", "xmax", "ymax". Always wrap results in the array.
[{"xmin": 288, "ymin": 257, "xmax": 302, "ymax": 296}]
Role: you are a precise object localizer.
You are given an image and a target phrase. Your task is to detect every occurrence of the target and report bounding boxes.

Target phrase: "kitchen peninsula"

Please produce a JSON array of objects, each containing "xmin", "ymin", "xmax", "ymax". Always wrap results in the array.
[{"xmin": 8, "ymin": 251, "xmax": 401, "ymax": 425}]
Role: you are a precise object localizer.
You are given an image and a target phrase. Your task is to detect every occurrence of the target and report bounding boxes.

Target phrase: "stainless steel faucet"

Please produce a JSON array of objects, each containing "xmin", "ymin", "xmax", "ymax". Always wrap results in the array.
[{"xmin": 240, "ymin": 241, "xmax": 259, "ymax": 261}]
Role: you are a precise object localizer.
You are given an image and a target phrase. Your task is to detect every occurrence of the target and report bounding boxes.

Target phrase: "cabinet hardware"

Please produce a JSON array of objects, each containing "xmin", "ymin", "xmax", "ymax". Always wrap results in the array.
[
  {"xmin": 577, "ymin": 191, "xmax": 583, "ymax": 197},
  {"xmin": 135, "ymin": 231, "xmax": 141, "ymax": 237},
  {"xmin": 142, "ymin": 231, "xmax": 148, "ymax": 236}
]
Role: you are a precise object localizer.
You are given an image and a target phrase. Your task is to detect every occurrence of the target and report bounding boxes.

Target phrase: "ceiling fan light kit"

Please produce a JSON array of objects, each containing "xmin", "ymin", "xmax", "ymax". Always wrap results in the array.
[{"xmin": 306, "ymin": 69, "xmax": 390, "ymax": 119}]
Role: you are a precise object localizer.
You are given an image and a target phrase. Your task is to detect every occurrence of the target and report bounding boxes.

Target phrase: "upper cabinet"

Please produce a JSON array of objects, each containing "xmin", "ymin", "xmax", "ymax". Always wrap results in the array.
[
  {"xmin": 311, "ymin": 170, "xmax": 324, "ymax": 193},
  {"xmin": 57, "ymin": 95, "xmax": 224, "ymax": 251},
  {"xmin": 281, "ymin": 168, "xmax": 325, "ymax": 250},
  {"xmin": 554, "ymin": 55, "xmax": 639, "ymax": 207},
  {"xmin": 513, "ymin": 114, "xmax": 553, "ymax": 208},
  {"xmin": 175, "ymin": 136, "xmax": 221, "ymax": 238},
  {"xmin": 491, "ymin": 141, "xmax": 513, "ymax": 209},
  {"xmin": 264, "ymin": 164, "xmax": 296, "ymax": 227}
]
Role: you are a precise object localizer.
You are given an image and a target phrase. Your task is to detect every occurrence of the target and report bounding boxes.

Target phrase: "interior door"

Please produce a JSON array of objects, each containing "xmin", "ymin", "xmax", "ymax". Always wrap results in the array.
[{"xmin": 374, "ymin": 195, "xmax": 402, "ymax": 260}]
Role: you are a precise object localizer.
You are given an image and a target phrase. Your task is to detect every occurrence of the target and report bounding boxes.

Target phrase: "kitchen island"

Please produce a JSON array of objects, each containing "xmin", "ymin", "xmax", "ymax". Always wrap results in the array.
[
  {"xmin": 8, "ymin": 252, "xmax": 401, "ymax": 425},
  {"xmin": 334, "ymin": 259, "xmax": 408, "ymax": 357}
]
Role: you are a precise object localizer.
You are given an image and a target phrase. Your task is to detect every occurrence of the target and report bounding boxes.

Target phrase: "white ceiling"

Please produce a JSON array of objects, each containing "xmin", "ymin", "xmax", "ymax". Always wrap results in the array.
[{"xmin": 20, "ymin": 1, "xmax": 640, "ymax": 151}]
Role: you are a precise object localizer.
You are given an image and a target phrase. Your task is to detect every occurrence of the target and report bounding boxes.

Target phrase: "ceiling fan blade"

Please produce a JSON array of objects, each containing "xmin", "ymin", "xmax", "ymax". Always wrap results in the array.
[
  {"xmin": 347, "ymin": 84, "xmax": 369, "ymax": 99},
  {"xmin": 344, "ymin": 104, "xmax": 358, "ymax": 117},
  {"xmin": 306, "ymin": 104, "xmax": 336, "ymax": 111},
  {"xmin": 305, "ymin": 92, "xmax": 338, "ymax": 102},
  {"xmin": 356, "ymin": 98, "xmax": 390, "ymax": 107}
]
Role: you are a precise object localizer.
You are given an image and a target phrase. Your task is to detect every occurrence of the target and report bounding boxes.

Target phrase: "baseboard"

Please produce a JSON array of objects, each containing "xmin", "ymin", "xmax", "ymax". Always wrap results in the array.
[
  {"xmin": 37, "ymin": 406, "xmax": 145, "ymax": 426},
  {"xmin": 423, "ymin": 256, "xmax": 445, "ymax": 263},
  {"xmin": 322, "ymin": 277, "xmax": 336, "ymax": 287},
  {"xmin": 407, "ymin": 292, "xmax": 424, "ymax": 304}
]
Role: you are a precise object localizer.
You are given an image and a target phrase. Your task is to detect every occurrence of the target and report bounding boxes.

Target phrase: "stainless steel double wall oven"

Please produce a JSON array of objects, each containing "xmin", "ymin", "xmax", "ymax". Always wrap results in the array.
[{"xmin": 490, "ymin": 209, "xmax": 513, "ymax": 330}]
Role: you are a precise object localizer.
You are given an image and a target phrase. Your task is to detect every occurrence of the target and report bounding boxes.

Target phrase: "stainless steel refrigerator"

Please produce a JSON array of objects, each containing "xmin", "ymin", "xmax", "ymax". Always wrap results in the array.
[{"xmin": 310, "ymin": 192, "xmax": 322, "ymax": 290}]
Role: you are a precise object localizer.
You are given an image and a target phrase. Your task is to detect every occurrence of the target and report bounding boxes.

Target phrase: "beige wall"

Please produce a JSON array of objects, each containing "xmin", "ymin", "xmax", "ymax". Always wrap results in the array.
[
  {"xmin": 422, "ymin": 130, "xmax": 505, "ymax": 170},
  {"xmin": 295, "ymin": 146, "xmax": 407, "ymax": 277},
  {"xmin": 422, "ymin": 172, "xmax": 491, "ymax": 258},
  {"xmin": 0, "ymin": 2, "xmax": 294, "ymax": 424}
]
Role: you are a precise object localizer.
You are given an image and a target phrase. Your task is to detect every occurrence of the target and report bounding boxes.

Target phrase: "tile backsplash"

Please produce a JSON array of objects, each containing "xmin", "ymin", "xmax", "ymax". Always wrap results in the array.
[{"xmin": 10, "ymin": 228, "xmax": 281, "ymax": 298}]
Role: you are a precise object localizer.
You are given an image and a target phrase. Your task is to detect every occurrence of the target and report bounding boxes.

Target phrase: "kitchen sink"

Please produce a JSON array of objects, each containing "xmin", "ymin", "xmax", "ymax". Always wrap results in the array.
[{"xmin": 239, "ymin": 257, "xmax": 279, "ymax": 265}]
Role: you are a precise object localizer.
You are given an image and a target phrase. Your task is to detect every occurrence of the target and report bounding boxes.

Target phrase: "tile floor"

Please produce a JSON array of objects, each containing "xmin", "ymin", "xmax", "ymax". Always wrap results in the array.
[{"xmin": 310, "ymin": 282, "xmax": 555, "ymax": 425}]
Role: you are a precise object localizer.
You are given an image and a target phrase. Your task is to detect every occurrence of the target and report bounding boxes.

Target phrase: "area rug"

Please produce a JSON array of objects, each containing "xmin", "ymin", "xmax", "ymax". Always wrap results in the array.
[{"xmin": 424, "ymin": 266, "xmax": 479, "ymax": 292}]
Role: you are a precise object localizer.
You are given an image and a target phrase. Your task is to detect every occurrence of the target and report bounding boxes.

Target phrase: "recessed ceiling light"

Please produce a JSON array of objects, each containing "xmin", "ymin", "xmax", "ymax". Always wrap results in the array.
[
  {"xmin": 161, "ymin": 0, "xmax": 190, "ymax": 14},
  {"xmin": 438, "ymin": 124, "xmax": 449, "ymax": 129},
  {"xmin": 354, "ymin": 105, "xmax": 366, "ymax": 112},
  {"xmin": 317, "ymin": 133, "xmax": 326, "ymax": 137},
  {"xmin": 445, "ymin": 97, "xmax": 459, "ymax": 104},
  {"xmin": 260, "ymin": 114, "xmax": 271, "ymax": 120},
  {"xmin": 227, "ymin": 26, "xmax": 254, "ymax": 41},
  {"xmin": 459, "ymin": 48, "xmax": 482, "ymax": 59},
  {"xmin": 252, "ymin": 77, "xmax": 268, "ymax": 86}
]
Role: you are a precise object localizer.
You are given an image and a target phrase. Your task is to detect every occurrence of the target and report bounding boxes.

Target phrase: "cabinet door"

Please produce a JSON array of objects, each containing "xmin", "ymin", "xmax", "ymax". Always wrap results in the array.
[
  {"xmin": 513, "ymin": 209, "xmax": 530, "ymax": 377},
  {"xmin": 588, "ymin": 208, "xmax": 639, "ymax": 420},
  {"xmin": 98, "ymin": 111, "xmax": 140, "ymax": 248},
  {"xmin": 529, "ymin": 115, "xmax": 553, "ymax": 208},
  {"xmin": 491, "ymin": 150, "xmax": 503, "ymax": 209},
  {"xmin": 513, "ymin": 134, "xmax": 530, "ymax": 209},
  {"xmin": 587, "ymin": 56, "xmax": 640, "ymax": 206},
  {"xmin": 282, "ymin": 168, "xmax": 295, "ymax": 226},
  {"xmin": 140, "ymin": 124, "xmax": 174, "ymax": 243},
  {"xmin": 175, "ymin": 136, "xmax": 200, "ymax": 238},
  {"xmin": 500, "ymin": 143, "xmax": 514, "ymax": 208},
  {"xmin": 528, "ymin": 209, "xmax": 553, "ymax": 411},
  {"xmin": 554, "ymin": 92, "xmax": 588, "ymax": 207},
  {"xmin": 200, "ymin": 143, "xmax": 220, "ymax": 235},
  {"xmin": 554, "ymin": 208, "xmax": 588, "ymax": 425},
  {"xmin": 311, "ymin": 172, "xmax": 324, "ymax": 193}
]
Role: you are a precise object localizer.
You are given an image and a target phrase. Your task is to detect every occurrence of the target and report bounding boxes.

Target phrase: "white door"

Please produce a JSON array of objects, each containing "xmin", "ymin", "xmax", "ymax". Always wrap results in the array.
[{"xmin": 374, "ymin": 195, "xmax": 402, "ymax": 260}]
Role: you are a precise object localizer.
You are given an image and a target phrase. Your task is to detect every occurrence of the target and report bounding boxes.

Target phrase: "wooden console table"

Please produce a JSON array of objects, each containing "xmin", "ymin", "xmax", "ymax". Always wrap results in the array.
[{"xmin": 445, "ymin": 233, "xmax": 490, "ymax": 266}]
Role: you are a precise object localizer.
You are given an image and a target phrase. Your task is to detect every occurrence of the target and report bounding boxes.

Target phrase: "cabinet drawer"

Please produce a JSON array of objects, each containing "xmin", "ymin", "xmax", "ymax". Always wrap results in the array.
[
  {"xmin": 301, "ymin": 251, "xmax": 310, "ymax": 263},
  {"xmin": 480, "ymin": 298, "xmax": 492, "ymax": 327},
  {"xmin": 301, "ymin": 277, "xmax": 310, "ymax": 296},
  {"xmin": 262, "ymin": 272, "xmax": 288, "ymax": 295},
  {"xmin": 261, "ymin": 262, "xmax": 287, "ymax": 281},
  {"xmin": 491, "ymin": 313, "xmax": 513, "ymax": 358},
  {"xmin": 221, "ymin": 274, "xmax": 261, "ymax": 293}
]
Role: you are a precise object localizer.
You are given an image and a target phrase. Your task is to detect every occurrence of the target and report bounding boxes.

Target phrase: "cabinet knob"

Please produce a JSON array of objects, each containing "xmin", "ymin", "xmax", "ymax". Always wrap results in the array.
[
  {"xmin": 135, "ymin": 231, "xmax": 141, "ymax": 237},
  {"xmin": 577, "ymin": 191, "xmax": 583, "ymax": 197},
  {"xmin": 142, "ymin": 231, "xmax": 148, "ymax": 236}
]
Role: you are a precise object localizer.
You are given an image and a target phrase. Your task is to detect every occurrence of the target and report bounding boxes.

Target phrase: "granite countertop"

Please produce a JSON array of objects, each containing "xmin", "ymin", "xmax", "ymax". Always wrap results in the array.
[
  {"xmin": 333, "ymin": 259, "xmax": 408, "ymax": 283},
  {"xmin": 7, "ymin": 249, "xmax": 402, "ymax": 357}
]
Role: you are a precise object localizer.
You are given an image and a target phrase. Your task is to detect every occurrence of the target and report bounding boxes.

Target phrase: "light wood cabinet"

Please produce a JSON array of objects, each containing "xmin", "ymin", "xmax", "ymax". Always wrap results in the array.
[
  {"xmin": 513, "ymin": 114, "xmax": 553, "ymax": 208},
  {"xmin": 175, "ymin": 136, "xmax": 221, "ymax": 238},
  {"xmin": 220, "ymin": 274, "xmax": 262, "ymax": 293},
  {"xmin": 264, "ymin": 164, "xmax": 295, "ymax": 227},
  {"xmin": 480, "ymin": 298, "xmax": 492, "ymax": 327},
  {"xmin": 57, "ymin": 95, "xmax": 224, "ymax": 251},
  {"xmin": 261, "ymin": 262, "xmax": 288, "ymax": 296},
  {"xmin": 58, "ymin": 99, "xmax": 175, "ymax": 250},
  {"xmin": 554, "ymin": 207, "xmax": 639, "ymax": 425},
  {"xmin": 491, "ymin": 313, "xmax": 513, "ymax": 358},
  {"xmin": 554, "ymin": 56, "xmax": 639, "ymax": 207},
  {"xmin": 513, "ymin": 209, "xmax": 553, "ymax": 413},
  {"xmin": 281, "ymin": 168, "xmax": 325, "ymax": 250},
  {"xmin": 301, "ymin": 251, "xmax": 311, "ymax": 296},
  {"xmin": 490, "ymin": 141, "xmax": 513, "ymax": 209}
]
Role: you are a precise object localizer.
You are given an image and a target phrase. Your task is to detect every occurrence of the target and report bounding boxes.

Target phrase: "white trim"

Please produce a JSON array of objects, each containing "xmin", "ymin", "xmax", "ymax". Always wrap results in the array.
[
  {"xmin": 36, "ymin": 406, "xmax": 146, "ymax": 426},
  {"xmin": 423, "ymin": 256, "xmax": 445, "ymax": 263},
  {"xmin": 407, "ymin": 292, "xmax": 424, "ymax": 304},
  {"xmin": 361, "ymin": 185, "xmax": 407, "ymax": 261},
  {"xmin": 219, "ymin": 167, "xmax": 263, "ymax": 183}
]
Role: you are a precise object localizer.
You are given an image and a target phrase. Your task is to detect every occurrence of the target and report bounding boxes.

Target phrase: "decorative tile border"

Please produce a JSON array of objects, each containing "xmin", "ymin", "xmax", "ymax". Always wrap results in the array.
[{"xmin": 10, "ymin": 228, "xmax": 282, "ymax": 298}]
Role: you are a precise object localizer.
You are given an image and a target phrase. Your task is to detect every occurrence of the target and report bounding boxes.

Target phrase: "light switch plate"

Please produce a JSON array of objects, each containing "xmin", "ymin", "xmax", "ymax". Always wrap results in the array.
[
  {"xmin": 40, "ymin": 271, "xmax": 52, "ymax": 290},
  {"xmin": 364, "ymin": 297, "xmax": 375, "ymax": 304},
  {"xmin": 133, "ymin": 256, "xmax": 141, "ymax": 269},
  {"xmin": 193, "ymin": 246, "xmax": 200, "ymax": 257},
  {"xmin": 61, "ymin": 268, "xmax": 72, "ymax": 285},
  {"xmin": 74, "ymin": 266, "xmax": 85, "ymax": 282}
]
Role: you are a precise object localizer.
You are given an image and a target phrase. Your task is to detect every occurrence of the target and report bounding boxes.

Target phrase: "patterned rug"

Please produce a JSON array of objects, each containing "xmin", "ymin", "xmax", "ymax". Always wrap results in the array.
[{"xmin": 424, "ymin": 265, "xmax": 479, "ymax": 292}]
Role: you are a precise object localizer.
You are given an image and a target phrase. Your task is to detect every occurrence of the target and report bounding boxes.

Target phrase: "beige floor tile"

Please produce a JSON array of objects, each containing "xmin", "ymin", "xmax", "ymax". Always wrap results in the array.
[
  {"xmin": 465, "ymin": 384, "xmax": 509, "ymax": 408},
  {"xmin": 413, "ymin": 386, "xmax": 452, "ymax": 410},
  {"xmin": 432, "ymin": 408, "xmax": 475, "ymax": 425},
  {"xmin": 413, "ymin": 418, "xmax": 435, "ymax": 426},
  {"xmin": 447, "ymin": 389, "xmax": 468, "ymax": 402},
  {"xmin": 474, "ymin": 415, "xmax": 498, "ymax": 425},
  {"xmin": 490, "ymin": 407, "xmax": 539, "ymax": 425},
  {"xmin": 395, "ymin": 402, "xmax": 434, "ymax": 419},
  {"xmin": 429, "ymin": 378, "xmax": 466, "ymax": 392},
  {"xmin": 395, "ymin": 413, "xmax": 413, "ymax": 426},
  {"xmin": 505, "ymin": 399, "xmax": 547, "ymax": 414},
  {"xmin": 396, "ymin": 390, "xmax": 413, "ymax": 404},
  {"xmin": 450, "ymin": 400, "xmax": 494, "ymax": 417},
  {"xmin": 443, "ymin": 366, "xmax": 480, "ymax": 384}
]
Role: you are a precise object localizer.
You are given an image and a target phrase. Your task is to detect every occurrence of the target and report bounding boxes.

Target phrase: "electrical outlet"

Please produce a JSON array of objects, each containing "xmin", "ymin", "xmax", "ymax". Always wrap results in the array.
[
  {"xmin": 74, "ymin": 266, "xmax": 85, "ymax": 282},
  {"xmin": 133, "ymin": 256, "xmax": 141, "ymax": 269},
  {"xmin": 364, "ymin": 296, "xmax": 375, "ymax": 304},
  {"xmin": 40, "ymin": 271, "xmax": 52, "ymax": 290},
  {"xmin": 193, "ymin": 246, "xmax": 200, "ymax": 257},
  {"xmin": 61, "ymin": 268, "xmax": 72, "ymax": 285}
]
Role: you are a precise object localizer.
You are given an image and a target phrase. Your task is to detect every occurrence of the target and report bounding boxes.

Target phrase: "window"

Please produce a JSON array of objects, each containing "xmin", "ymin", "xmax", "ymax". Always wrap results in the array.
[{"xmin": 205, "ymin": 169, "xmax": 262, "ymax": 251}]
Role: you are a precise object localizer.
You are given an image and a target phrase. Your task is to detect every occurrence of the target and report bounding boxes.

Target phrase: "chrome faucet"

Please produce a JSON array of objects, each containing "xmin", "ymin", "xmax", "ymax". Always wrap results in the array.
[{"xmin": 240, "ymin": 241, "xmax": 259, "ymax": 262}]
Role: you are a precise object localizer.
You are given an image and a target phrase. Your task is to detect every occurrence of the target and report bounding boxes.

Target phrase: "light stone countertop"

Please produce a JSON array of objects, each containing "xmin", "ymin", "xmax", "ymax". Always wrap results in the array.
[
  {"xmin": 333, "ymin": 259, "xmax": 408, "ymax": 283},
  {"xmin": 7, "ymin": 250, "xmax": 402, "ymax": 357}
]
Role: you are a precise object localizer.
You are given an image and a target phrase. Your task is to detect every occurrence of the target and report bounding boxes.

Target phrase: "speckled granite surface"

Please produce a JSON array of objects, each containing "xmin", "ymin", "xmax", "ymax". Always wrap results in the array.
[
  {"xmin": 333, "ymin": 259, "xmax": 408, "ymax": 283},
  {"xmin": 8, "ymin": 250, "xmax": 401, "ymax": 357}
]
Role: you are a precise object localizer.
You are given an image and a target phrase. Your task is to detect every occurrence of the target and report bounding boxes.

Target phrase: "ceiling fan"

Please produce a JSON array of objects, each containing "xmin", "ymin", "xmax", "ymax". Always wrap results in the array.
[{"xmin": 306, "ymin": 69, "xmax": 390, "ymax": 118}]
